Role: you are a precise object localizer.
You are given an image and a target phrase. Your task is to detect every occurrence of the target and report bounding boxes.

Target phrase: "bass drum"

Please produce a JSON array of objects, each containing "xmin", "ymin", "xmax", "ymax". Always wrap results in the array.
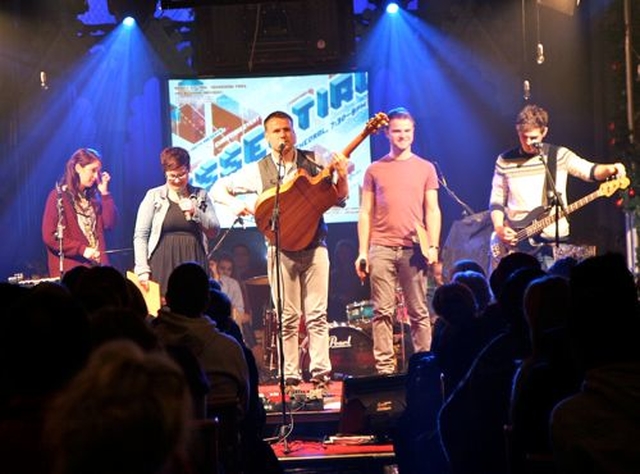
[{"xmin": 301, "ymin": 324, "xmax": 376, "ymax": 380}]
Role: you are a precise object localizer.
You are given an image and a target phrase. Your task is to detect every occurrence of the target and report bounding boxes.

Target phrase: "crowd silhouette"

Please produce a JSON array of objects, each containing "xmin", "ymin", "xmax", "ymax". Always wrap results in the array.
[
  {"xmin": 1, "ymin": 251, "xmax": 639, "ymax": 474},
  {"xmin": 0, "ymin": 260, "xmax": 282, "ymax": 474}
]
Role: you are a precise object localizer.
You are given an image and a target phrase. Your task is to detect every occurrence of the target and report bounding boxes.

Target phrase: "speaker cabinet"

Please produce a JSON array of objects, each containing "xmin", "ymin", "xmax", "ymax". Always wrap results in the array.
[
  {"xmin": 338, "ymin": 373, "xmax": 406, "ymax": 442},
  {"xmin": 194, "ymin": 0, "xmax": 355, "ymax": 75}
]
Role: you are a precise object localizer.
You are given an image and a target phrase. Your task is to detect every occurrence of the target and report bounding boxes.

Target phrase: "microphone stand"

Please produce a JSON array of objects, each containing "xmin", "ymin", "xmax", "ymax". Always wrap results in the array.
[
  {"xmin": 537, "ymin": 144, "xmax": 568, "ymax": 248},
  {"xmin": 433, "ymin": 161, "xmax": 475, "ymax": 217},
  {"xmin": 206, "ymin": 216, "xmax": 245, "ymax": 260},
  {"xmin": 55, "ymin": 181, "xmax": 65, "ymax": 277},
  {"xmin": 271, "ymin": 146, "xmax": 290, "ymax": 454}
]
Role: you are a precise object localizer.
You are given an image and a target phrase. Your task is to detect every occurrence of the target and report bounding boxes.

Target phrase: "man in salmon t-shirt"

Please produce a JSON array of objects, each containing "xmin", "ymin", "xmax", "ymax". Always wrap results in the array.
[{"xmin": 355, "ymin": 107, "xmax": 442, "ymax": 375}]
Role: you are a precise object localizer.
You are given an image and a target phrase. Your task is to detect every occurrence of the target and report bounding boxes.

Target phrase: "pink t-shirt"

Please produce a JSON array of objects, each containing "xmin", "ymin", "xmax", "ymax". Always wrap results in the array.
[{"xmin": 362, "ymin": 154, "xmax": 439, "ymax": 247}]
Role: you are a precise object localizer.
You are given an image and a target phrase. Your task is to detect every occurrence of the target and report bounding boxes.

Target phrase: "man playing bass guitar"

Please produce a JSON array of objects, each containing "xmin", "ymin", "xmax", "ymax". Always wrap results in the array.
[
  {"xmin": 211, "ymin": 110, "xmax": 349, "ymax": 391},
  {"xmin": 489, "ymin": 104, "xmax": 627, "ymax": 270}
]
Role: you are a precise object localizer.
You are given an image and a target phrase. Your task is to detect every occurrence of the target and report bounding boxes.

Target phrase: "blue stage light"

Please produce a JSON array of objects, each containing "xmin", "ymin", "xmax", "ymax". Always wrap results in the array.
[
  {"xmin": 386, "ymin": 2, "xmax": 400, "ymax": 14},
  {"xmin": 122, "ymin": 16, "xmax": 136, "ymax": 27}
]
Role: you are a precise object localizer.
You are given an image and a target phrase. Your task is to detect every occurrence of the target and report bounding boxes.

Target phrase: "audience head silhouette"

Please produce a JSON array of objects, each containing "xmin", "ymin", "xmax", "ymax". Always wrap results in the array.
[
  {"xmin": 451, "ymin": 258, "xmax": 487, "ymax": 278},
  {"xmin": 45, "ymin": 339, "xmax": 191, "ymax": 474},
  {"xmin": 490, "ymin": 252, "xmax": 541, "ymax": 300},
  {"xmin": 3, "ymin": 282, "xmax": 91, "ymax": 397},
  {"xmin": 452, "ymin": 269, "xmax": 492, "ymax": 312},
  {"xmin": 568, "ymin": 252, "xmax": 640, "ymax": 370},
  {"xmin": 432, "ymin": 282, "xmax": 478, "ymax": 326},
  {"xmin": 165, "ymin": 262, "xmax": 210, "ymax": 317}
]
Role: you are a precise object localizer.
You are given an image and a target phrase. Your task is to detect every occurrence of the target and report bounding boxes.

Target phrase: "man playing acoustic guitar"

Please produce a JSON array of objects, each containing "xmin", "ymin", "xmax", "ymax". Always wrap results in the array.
[
  {"xmin": 489, "ymin": 104, "xmax": 627, "ymax": 270},
  {"xmin": 211, "ymin": 110, "xmax": 349, "ymax": 391}
]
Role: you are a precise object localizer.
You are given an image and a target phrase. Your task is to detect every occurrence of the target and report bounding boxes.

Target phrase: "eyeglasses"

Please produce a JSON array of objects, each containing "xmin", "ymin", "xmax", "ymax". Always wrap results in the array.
[{"xmin": 166, "ymin": 171, "xmax": 188, "ymax": 181}]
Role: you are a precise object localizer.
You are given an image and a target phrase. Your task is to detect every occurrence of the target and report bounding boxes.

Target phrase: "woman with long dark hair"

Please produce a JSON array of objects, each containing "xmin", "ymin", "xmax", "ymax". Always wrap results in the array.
[{"xmin": 42, "ymin": 148, "xmax": 118, "ymax": 277}]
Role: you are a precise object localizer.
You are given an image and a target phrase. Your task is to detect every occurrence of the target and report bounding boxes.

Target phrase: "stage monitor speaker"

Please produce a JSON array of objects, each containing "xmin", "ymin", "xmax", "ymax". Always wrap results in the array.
[
  {"xmin": 441, "ymin": 210, "xmax": 493, "ymax": 280},
  {"xmin": 338, "ymin": 373, "xmax": 406, "ymax": 442}
]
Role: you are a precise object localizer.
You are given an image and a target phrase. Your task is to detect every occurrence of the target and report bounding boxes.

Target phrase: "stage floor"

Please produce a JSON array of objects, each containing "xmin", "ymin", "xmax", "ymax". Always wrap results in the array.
[
  {"xmin": 259, "ymin": 379, "xmax": 400, "ymax": 473},
  {"xmin": 271, "ymin": 439, "xmax": 396, "ymax": 474}
]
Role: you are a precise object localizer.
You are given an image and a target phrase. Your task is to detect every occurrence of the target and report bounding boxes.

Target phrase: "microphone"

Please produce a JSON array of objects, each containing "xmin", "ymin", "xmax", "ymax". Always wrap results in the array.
[
  {"xmin": 236, "ymin": 216, "xmax": 246, "ymax": 229},
  {"xmin": 523, "ymin": 80, "xmax": 530, "ymax": 101},
  {"xmin": 40, "ymin": 71, "xmax": 48, "ymax": 90},
  {"xmin": 179, "ymin": 191, "xmax": 193, "ymax": 221},
  {"xmin": 531, "ymin": 141, "xmax": 543, "ymax": 151},
  {"xmin": 358, "ymin": 259, "xmax": 366, "ymax": 286},
  {"xmin": 278, "ymin": 142, "xmax": 286, "ymax": 153}
]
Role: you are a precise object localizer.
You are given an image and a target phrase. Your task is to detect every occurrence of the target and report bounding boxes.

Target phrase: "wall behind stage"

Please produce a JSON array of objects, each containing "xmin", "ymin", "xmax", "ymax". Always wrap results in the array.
[{"xmin": 0, "ymin": 0, "xmax": 631, "ymax": 280}]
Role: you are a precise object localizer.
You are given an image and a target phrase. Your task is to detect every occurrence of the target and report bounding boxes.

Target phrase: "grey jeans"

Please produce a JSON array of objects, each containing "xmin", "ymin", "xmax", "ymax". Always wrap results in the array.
[
  {"xmin": 369, "ymin": 245, "xmax": 432, "ymax": 374},
  {"xmin": 268, "ymin": 245, "xmax": 331, "ymax": 382}
]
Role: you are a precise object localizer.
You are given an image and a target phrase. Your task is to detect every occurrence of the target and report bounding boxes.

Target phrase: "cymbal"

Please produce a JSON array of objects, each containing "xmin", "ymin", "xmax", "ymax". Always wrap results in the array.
[{"xmin": 244, "ymin": 275, "xmax": 269, "ymax": 286}]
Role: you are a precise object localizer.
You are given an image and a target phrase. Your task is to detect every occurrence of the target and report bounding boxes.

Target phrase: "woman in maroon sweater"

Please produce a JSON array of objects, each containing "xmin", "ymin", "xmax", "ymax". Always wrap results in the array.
[{"xmin": 41, "ymin": 148, "xmax": 118, "ymax": 277}]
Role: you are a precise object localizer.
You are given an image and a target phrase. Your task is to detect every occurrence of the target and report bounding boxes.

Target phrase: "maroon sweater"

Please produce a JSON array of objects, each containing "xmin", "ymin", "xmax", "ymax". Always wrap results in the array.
[{"xmin": 41, "ymin": 189, "xmax": 118, "ymax": 277}]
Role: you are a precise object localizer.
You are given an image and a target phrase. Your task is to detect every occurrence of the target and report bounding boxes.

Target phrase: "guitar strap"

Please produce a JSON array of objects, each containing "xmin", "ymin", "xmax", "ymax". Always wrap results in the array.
[{"xmin": 542, "ymin": 144, "xmax": 558, "ymax": 208}]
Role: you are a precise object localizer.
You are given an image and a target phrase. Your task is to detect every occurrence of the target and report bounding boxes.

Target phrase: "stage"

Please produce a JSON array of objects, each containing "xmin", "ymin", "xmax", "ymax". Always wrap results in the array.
[
  {"xmin": 259, "ymin": 379, "xmax": 402, "ymax": 473},
  {"xmin": 271, "ymin": 439, "xmax": 396, "ymax": 474}
]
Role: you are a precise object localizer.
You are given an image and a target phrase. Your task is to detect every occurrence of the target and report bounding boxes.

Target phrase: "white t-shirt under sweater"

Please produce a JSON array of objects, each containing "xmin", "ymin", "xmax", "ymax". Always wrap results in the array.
[
  {"xmin": 488, "ymin": 143, "xmax": 595, "ymax": 240},
  {"xmin": 363, "ymin": 154, "xmax": 439, "ymax": 248}
]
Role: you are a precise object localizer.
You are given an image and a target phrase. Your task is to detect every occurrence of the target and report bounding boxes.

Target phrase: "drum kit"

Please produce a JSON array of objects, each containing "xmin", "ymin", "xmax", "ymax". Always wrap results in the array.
[{"xmin": 260, "ymin": 280, "xmax": 414, "ymax": 381}]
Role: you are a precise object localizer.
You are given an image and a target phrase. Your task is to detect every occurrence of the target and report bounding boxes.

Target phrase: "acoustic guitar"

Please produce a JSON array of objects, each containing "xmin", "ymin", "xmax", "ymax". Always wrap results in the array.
[
  {"xmin": 253, "ymin": 112, "xmax": 389, "ymax": 251},
  {"xmin": 489, "ymin": 175, "xmax": 629, "ymax": 265}
]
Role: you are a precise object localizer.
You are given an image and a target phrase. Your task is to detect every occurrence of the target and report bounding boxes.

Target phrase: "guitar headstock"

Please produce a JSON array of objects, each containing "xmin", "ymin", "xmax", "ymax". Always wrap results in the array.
[
  {"xmin": 599, "ymin": 175, "xmax": 631, "ymax": 197},
  {"xmin": 342, "ymin": 112, "xmax": 390, "ymax": 157},
  {"xmin": 364, "ymin": 112, "xmax": 389, "ymax": 135}
]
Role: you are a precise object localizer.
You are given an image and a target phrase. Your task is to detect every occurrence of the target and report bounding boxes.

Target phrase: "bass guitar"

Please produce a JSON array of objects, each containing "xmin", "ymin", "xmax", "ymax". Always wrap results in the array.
[
  {"xmin": 254, "ymin": 112, "xmax": 389, "ymax": 251},
  {"xmin": 489, "ymin": 175, "xmax": 629, "ymax": 264}
]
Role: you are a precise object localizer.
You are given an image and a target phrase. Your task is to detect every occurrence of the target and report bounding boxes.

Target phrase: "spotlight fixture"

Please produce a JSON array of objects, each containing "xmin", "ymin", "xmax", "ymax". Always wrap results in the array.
[
  {"xmin": 372, "ymin": 0, "xmax": 414, "ymax": 14},
  {"xmin": 386, "ymin": 2, "xmax": 400, "ymax": 14},
  {"xmin": 107, "ymin": 0, "xmax": 156, "ymax": 25}
]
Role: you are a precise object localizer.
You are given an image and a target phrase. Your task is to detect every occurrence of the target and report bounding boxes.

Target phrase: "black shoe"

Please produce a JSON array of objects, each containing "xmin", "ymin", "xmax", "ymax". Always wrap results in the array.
[
  {"xmin": 285, "ymin": 377, "xmax": 301, "ymax": 386},
  {"xmin": 284, "ymin": 377, "xmax": 302, "ymax": 397}
]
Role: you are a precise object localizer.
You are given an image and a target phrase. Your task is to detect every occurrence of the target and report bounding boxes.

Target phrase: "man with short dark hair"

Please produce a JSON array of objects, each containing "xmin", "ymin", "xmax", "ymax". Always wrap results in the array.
[
  {"xmin": 212, "ymin": 111, "xmax": 349, "ymax": 390},
  {"xmin": 489, "ymin": 104, "xmax": 626, "ymax": 269}
]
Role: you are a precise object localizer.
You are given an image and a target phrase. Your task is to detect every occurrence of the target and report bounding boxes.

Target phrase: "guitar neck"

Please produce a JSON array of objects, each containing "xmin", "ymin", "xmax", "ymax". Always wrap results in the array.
[
  {"xmin": 342, "ymin": 130, "xmax": 371, "ymax": 158},
  {"xmin": 253, "ymin": 112, "xmax": 387, "ymax": 251},
  {"xmin": 517, "ymin": 189, "xmax": 603, "ymax": 241}
]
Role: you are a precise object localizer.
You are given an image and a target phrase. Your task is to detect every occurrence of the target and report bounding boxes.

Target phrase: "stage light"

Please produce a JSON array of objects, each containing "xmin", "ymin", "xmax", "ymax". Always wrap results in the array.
[
  {"xmin": 107, "ymin": 0, "xmax": 156, "ymax": 25},
  {"xmin": 372, "ymin": 1, "xmax": 414, "ymax": 15},
  {"xmin": 386, "ymin": 2, "xmax": 400, "ymax": 14},
  {"xmin": 122, "ymin": 16, "xmax": 136, "ymax": 27}
]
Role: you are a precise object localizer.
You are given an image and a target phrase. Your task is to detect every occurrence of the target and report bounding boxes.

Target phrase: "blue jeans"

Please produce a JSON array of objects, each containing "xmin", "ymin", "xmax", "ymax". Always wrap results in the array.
[{"xmin": 369, "ymin": 245, "xmax": 432, "ymax": 374}]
